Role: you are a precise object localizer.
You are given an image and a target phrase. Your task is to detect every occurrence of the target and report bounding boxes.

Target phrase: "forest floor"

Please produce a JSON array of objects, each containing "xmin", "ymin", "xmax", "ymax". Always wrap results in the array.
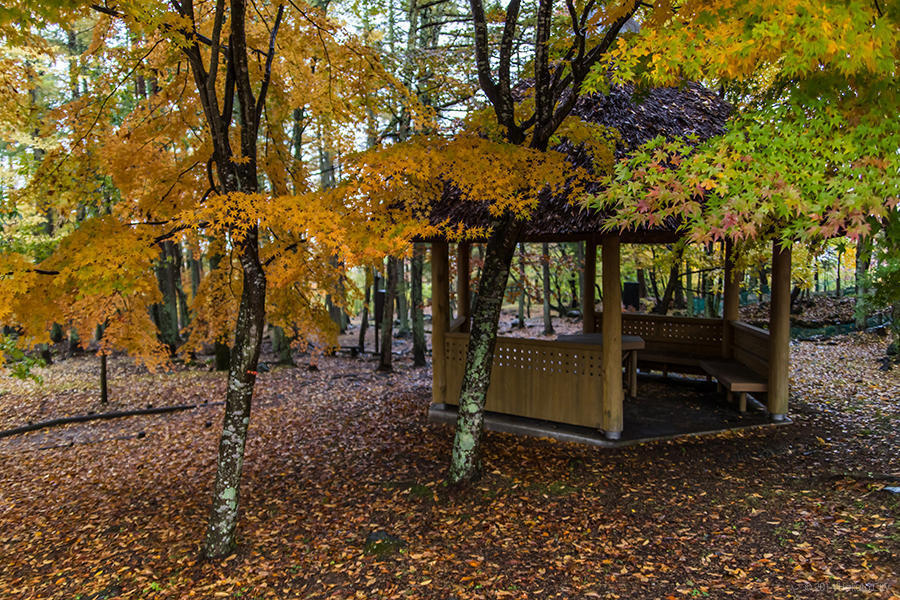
[{"xmin": 0, "ymin": 317, "xmax": 898, "ymax": 599}]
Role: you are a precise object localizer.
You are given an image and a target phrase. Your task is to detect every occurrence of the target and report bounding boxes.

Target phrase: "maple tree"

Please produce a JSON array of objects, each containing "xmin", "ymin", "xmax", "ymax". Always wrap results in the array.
[
  {"xmin": 0, "ymin": 0, "xmax": 417, "ymax": 557},
  {"xmin": 408, "ymin": 0, "xmax": 898, "ymax": 483},
  {"xmin": 590, "ymin": 0, "xmax": 899, "ymax": 351}
]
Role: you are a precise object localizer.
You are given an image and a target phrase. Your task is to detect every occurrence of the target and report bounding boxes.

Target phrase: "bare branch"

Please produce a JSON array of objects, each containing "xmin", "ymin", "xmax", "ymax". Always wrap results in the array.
[{"xmin": 255, "ymin": 4, "xmax": 285, "ymax": 126}]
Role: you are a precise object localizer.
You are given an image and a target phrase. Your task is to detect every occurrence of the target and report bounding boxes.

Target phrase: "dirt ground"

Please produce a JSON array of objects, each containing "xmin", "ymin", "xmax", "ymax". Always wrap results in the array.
[{"xmin": 0, "ymin": 318, "xmax": 897, "ymax": 599}]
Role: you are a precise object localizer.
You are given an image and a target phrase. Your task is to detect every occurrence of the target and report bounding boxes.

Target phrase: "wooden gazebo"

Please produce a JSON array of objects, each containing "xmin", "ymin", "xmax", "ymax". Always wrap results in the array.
[{"xmin": 426, "ymin": 84, "xmax": 791, "ymax": 441}]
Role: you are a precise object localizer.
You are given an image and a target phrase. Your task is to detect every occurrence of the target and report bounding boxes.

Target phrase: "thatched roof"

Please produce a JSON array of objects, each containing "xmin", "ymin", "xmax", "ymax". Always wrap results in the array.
[{"xmin": 428, "ymin": 82, "xmax": 732, "ymax": 243}]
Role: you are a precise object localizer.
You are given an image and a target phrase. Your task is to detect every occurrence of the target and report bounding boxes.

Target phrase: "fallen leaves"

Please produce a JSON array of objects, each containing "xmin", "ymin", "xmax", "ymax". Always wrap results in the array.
[{"xmin": 0, "ymin": 331, "xmax": 897, "ymax": 599}]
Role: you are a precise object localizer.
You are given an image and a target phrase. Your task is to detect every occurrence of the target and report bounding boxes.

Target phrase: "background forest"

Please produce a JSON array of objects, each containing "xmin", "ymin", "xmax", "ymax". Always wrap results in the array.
[{"xmin": 0, "ymin": 0, "xmax": 897, "ymax": 597}]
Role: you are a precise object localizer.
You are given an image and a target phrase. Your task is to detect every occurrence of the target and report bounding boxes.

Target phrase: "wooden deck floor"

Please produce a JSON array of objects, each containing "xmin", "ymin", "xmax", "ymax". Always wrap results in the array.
[{"xmin": 427, "ymin": 374, "xmax": 790, "ymax": 447}]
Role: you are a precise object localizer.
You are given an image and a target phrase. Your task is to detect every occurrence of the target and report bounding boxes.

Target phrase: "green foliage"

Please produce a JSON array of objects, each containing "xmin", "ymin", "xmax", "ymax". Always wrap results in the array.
[
  {"xmin": 593, "ymin": 97, "xmax": 900, "ymax": 246},
  {"xmin": 0, "ymin": 334, "xmax": 45, "ymax": 382}
]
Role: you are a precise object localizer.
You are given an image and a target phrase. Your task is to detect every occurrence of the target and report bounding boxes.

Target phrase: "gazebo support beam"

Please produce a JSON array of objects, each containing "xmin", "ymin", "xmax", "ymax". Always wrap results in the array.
[
  {"xmin": 600, "ymin": 234, "xmax": 624, "ymax": 439},
  {"xmin": 457, "ymin": 243, "xmax": 470, "ymax": 324},
  {"xmin": 431, "ymin": 242, "xmax": 450, "ymax": 405},
  {"xmin": 768, "ymin": 241, "xmax": 791, "ymax": 420},
  {"xmin": 583, "ymin": 239, "xmax": 597, "ymax": 334},
  {"xmin": 722, "ymin": 239, "xmax": 741, "ymax": 358}
]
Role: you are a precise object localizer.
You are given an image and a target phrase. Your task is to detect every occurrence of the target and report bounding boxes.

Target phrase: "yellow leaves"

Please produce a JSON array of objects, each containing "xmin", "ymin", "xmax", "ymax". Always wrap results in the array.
[{"xmin": 608, "ymin": 0, "xmax": 896, "ymax": 86}]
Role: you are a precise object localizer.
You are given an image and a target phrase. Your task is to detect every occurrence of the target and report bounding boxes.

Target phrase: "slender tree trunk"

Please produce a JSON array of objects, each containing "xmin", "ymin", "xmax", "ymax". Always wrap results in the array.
[
  {"xmin": 209, "ymin": 252, "xmax": 231, "ymax": 371},
  {"xmin": 674, "ymin": 260, "xmax": 686, "ymax": 309},
  {"xmin": 377, "ymin": 257, "xmax": 398, "ymax": 372},
  {"xmin": 449, "ymin": 217, "xmax": 522, "ymax": 484},
  {"xmin": 153, "ymin": 241, "xmax": 180, "ymax": 352},
  {"xmin": 889, "ymin": 301, "xmax": 900, "ymax": 356},
  {"xmin": 684, "ymin": 260, "xmax": 693, "ymax": 315},
  {"xmin": 204, "ymin": 229, "xmax": 267, "ymax": 558},
  {"xmin": 396, "ymin": 258, "xmax": 411, "ymax": 337},
  {"xmin": 188, "ymin": 247, "xmax": 202, "ymax": 299},
  {"xmin": 100, "ymin": 353, "xmax": 108, "ymax": 404},
  {"xmin": 836, "ymin": 248, "xmax": 842, "ymax": 298},
  {"xmin": 359, "ymin": 267, "xmax": 371, "ymax": 354},
  {"xmin": 172, "ymin": 243, "xmax": 190, "ymax": 330},
  {"xmin": 516, "ymin": 243, "xmax": 526, "ymax": 327},
  {"xmin": 652, "ymin": 250, "xmax": 681, "ymax": 315},
  {"xmin": 271, "ymin": 326, "xmax": 294, "ymax": 365},
  {"xmin": 411, "ymin": 244, "xmax": 427, "ymax": 366},
  {"xmin": 855, "ymin": 236, "xmax": 873, "ymax": 330},
  {"xmin": 575, "ymin": 241, "xmax": 584, "ymax": 309},
  {"xmin": 637, "ymin": 269, "xmax": 647, "ymax": 299},
  {"xmin": 542, "ymin": 242, "xmax": 554, "ymax": 335}
]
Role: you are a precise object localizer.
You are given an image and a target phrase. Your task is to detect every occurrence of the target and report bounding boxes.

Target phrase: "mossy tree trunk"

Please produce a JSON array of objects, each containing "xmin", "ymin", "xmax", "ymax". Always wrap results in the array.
[
  {"xmin": 448, "ymin": 217, "xmax": 522, "ymax": 483},
  {"xmin": 193, "ymin": 0, "xmax": 281, "ymax": 560},
  {"xmin": 447, "ymin": 0, "xmax": 638, "ymax": 485}
]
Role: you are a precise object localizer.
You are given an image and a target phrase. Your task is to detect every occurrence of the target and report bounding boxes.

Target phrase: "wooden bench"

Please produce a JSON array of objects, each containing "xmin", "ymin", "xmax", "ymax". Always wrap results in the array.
[
  {"xmin": 700, "ymin": 321, "xmax": 771, "ymax": 412},
  {"xmin": 699, "ymin": 359, "xmax": 767, "ymax": 412}
]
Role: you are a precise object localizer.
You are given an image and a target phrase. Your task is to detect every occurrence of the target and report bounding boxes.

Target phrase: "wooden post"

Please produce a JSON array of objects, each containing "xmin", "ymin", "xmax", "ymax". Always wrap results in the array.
[
  {"xmin": 768, "ymin": 241, "xmax": 791, "ymax": 420},
  {"xmin": 600, "ymin": 235, "xmax": 623, "ymax": 439},
  {"xmin": 722, "ymin": 239, "xmax": 741, "ymax": 358},
  {"xmin": 431, "ymin": 241, "xmax": 450, "ymax": 405},
  {"xmin": 583, "ymin": 239, "xmax": 597, "ymax": 334},
  {"xmin": 457, "ymin": 242, "xmax": 470, "ymax": 323}
]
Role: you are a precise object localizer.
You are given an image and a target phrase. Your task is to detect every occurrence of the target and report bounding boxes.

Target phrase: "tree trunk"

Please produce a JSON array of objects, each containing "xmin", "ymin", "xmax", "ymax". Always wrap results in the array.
[
  {"xmin": 648, "ymin": 267, "xmax": 661, "ymax": 302},
  {"xmin": 188, "ymin": 247, "xmax": 202, "ymax": 299},
  {"xmin": 652, "ymin": 255, "xmax": 680, "ymax": 315},
  {"xmin": 541, "ymin": 242, "xmax": 554, "ymax": 335},
  {"xmin": 172, "ymin": 242, "xmax": 190, "ymax": 330},
  {"xmin": 359, "ymin": 267, "xmax": 371, "ymax": 355},
  {"xmin": 271, "ymin": 326, "xmax": 294, "ymax": 366},
  {"xmin": 855, "ymin": 236, "xmax": 873, "ymax": 330},
  {"xmin": 204, "ymin": 229, "xmax": 266, "ymax": 559},
  {"xmin": 100, "ymin": 353, "xmax": 108, "ymax": 404},
  {"xmin": 889, "ymin": 301, "xmax": 900, "ymax": 356},
  {"xmin": 377, "ymin": 257, "xmax": 398, "ymax": 372},
  {"xmin": 396, "ymin": 258, "xmax": 411, "ymax": 337},
  {"xmin": 835, "ymin": 248, "xmax": 842, "ymax": 298},
  {"xmin": 153, "ymin": 241, "xmax": 180, "ymax": 353},
  {"xmin": 684, "ymin": 261, "xmax": 693, "ymax": 315},
  {"xmin": 209, "ymin": 253, "xmax": 231, "ymax": 371},
  {"xmin": 674, "ymin": 260, "xmax": 686, "ymax": 309},
  {"xmin": 516, "ymin": 243, "xmax": 526, "ymax": 327},
  {"xmin": 448, "ymin": 217, "xmax": 522, "ymax": 484},
  {"xmin": 411, "ymin": 244, "xmax": 427, "ymax": 366},
  {"xmin": 575, "ymin": 241, "xmax": 584, "ymax": 308}
]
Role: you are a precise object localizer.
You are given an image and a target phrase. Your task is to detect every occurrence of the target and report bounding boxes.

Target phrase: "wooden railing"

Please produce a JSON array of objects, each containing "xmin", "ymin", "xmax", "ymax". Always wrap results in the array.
[
  {"xmin": 730, "ymin": 321, "xmax": 770, "ymax": 377},
  {"xmin": 595, "ymin": 313, "xmax": 724, "ymax": 360},
  {"xmin": 442, "ymin": 333, "xmax": 606, "ymax": 428}
]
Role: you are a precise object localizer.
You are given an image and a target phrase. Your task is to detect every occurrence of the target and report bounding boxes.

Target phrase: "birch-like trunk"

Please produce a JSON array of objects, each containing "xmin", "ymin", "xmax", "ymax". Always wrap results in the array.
[
  {"xmin": 204, "ymin": 228, "xmax": 266, "ymax": 558},
  {"xmin": 448, "ymin": 218, "xmax": 522, "ymax": 483}
]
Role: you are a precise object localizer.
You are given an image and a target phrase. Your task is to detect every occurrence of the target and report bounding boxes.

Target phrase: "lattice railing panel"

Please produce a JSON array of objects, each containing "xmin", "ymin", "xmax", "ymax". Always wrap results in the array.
[{"xmin": 442, "ymin": 333, "xmax": 606, "ymax": 428}]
